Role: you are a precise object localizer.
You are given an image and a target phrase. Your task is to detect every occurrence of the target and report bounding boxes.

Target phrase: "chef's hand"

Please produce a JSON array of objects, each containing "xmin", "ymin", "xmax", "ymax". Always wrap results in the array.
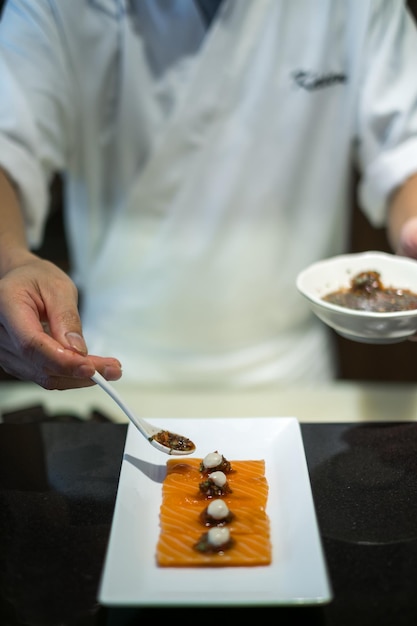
[
  {"xmin": 0, "ymin": 253, "xmax": 122, "ymax": 389},
  {"xmin": 396, "ymin": 216, "xmax": 417, "ymax": 259},
  {"xmin": 395, "ymin": 216, "xmax": 417, "ymax": 342}
]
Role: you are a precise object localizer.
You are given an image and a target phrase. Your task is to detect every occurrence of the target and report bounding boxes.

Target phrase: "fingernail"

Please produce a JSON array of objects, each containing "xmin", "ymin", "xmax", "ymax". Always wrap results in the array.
[
  {"xmin": 76, "ymin": 364, "xmax": 95, "ymax": 378},
  {"xmin": 65, "ymin": 332, "xmax": 88, "ymax": 355},
  {"xmin": 103, "ymin": 365, "xmax": 123, "ymax": 381}
]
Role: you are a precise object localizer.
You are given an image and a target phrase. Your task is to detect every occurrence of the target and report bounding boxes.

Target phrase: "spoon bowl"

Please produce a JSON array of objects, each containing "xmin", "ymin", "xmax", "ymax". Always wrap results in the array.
[{"xmin": 91, "ymin": 372, "xmax": 195, "ymax": 455}]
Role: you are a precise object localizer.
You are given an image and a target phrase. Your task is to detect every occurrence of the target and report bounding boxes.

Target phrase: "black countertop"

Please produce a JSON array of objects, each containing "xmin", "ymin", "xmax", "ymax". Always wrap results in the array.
[{"xmin": 1, "ymin": 407, "xmax": 417, "ymax": 626}]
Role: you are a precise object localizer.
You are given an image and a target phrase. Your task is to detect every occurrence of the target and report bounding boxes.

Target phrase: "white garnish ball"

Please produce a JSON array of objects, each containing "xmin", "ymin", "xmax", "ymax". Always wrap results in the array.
[
  {"xmin": 203, "ymin": 452, "xmax": 222, "ymax": 469},
  {"xmin": 209, "ymin": 471, "xmax": 227, "ymax": 487},
  {"xmin": 207, "ymin": 527, "xmax": 230, "ymax": 547},
  {"xmin": 207, "ymin": 499, "xmax": 229, "ymax": 520}
]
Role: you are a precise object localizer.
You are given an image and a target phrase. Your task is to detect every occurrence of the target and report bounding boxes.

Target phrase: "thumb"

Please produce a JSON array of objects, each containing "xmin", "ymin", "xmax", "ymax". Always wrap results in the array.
[
  {"xmin": 397, "ymin": 217, "xmax": 417, "ymax": 259},
  {"xmin": 47, "ymin": 308, "xmax": 89, "ymax": 356},
  {"xmin": 65, "ymin": 329, "xmax": 88, "ymax": 355}
]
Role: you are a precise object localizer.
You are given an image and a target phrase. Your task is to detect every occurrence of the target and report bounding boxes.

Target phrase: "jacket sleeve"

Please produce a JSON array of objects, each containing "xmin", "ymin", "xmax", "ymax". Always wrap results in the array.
[
  {"xmin": 355, "ymin": 0, "xmax": 417, "ymax": 227},
  {"xmin": 0, "ymin": 0, "xmax": 73, "ymax": 247}
]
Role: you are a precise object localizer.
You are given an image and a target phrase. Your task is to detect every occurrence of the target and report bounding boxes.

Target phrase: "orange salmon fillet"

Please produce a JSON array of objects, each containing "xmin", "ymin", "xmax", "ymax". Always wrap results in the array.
[{"xmin": 156, "ymin": 457, "xmax": 272, "ymax": 567}]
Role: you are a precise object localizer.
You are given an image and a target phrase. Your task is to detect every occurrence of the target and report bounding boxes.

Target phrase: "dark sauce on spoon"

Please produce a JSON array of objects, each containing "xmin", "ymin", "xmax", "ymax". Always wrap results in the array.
[
  {"xmin": 323, "ymin": 270, "xmax": 417, "ymax": 312},
  {"xmin": 150, "ymin": 430, "xmax": 196, "ymax": 453}
]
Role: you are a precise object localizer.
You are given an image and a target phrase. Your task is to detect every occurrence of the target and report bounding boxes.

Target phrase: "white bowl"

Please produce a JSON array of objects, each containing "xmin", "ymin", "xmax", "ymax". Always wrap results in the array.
[{"xmin": 296, "ymin": 251, "xmax": 417, "ymax": 344}]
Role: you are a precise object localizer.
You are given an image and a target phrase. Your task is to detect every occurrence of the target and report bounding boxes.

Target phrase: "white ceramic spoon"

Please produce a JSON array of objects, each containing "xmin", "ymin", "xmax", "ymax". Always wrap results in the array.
[{"xmin": 91, "ymin": 372, "xmax": 195, "ymax": 456}]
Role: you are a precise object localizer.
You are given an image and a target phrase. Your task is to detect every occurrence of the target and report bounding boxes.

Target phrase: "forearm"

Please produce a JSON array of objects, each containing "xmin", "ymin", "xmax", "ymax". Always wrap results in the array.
[
  {"xmin": 0, "ymin": 167, "xmax": 35, "ymax": 277},
  {"xmin": 387, "ymin": 172, "xmax": 417, "ymax": 256}
]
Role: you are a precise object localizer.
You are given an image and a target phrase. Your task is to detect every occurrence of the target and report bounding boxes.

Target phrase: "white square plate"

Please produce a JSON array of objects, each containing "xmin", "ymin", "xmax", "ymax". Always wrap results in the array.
[{"xmin": 99, "ymin": 417, "xmax": 332, "ymax": 606}]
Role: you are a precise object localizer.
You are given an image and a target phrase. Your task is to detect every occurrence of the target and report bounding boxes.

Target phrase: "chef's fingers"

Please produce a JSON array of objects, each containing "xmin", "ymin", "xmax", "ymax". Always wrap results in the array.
[
  {"xmin": 0, "ymin": 324, "xmax": 122, "ymax": 389},
  {"xmin": 0, "ymin": 337, "xmax": 94, "ymax": 388},
  {"xmin": 397, "ymin": 217, "xmax": 417, "ymax": 259},
  {"xmin": 0, "ymin": 287, "xmax": 123, "ymax": 386},
  {"xmin": 29, "ymin": 270, "xmax": 90, "ymax": 356},
  {"xmin": 0, "ymin": 258, "xmax": 122, "ymax": 386}
]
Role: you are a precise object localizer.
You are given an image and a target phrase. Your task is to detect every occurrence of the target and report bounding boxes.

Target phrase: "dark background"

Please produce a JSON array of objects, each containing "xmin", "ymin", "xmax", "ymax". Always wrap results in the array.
[{"xmin": 1, "ymin": 0, "xmax": 417, "ymax": 384}]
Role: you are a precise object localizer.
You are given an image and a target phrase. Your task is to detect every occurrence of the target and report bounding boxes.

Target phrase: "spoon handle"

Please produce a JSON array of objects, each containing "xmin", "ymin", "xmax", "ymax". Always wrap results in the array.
[
  {"xmin": 91, "ymin": 372, "xmax": 195, "ymax": 455},
  {"xmin": 91, "ymin": 372, "xmax": 154, "ymax": 438}
]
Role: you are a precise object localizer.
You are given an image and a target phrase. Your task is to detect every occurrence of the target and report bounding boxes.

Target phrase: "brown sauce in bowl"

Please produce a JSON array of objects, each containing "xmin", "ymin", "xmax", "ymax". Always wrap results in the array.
[{"xmin": 322, "ymin": 271, "xmax": 417, "ymax": 313}]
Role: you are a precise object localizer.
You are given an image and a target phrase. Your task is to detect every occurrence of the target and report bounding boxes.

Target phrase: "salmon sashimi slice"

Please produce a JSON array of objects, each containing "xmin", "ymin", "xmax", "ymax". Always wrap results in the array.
[
  {"xmin": 159, "ymin": 503, "xmax": 270, "ymax": 536},
  {"xmin": 157, "ymin": 529, "xmax": 272, "ymax": 567},
  {"xmin": 156, "ymin": 456, "xmax": 272, "ymax": 567},
  {"xmin": 163, "ymin": 459, "xmax": 268, "ymax": 506}
]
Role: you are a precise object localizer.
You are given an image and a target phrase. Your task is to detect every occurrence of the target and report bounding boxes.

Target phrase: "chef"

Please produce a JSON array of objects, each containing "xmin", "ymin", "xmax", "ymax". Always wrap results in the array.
[{"xmin": 0, "ymin": 0, "xmax": 417, "ymax": 389}]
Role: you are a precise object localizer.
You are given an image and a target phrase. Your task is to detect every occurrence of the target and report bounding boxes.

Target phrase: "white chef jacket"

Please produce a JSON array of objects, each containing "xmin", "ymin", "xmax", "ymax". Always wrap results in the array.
[{"xmin": 1, "ymin": 0, "xmax": 417, "ymax": 387}]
